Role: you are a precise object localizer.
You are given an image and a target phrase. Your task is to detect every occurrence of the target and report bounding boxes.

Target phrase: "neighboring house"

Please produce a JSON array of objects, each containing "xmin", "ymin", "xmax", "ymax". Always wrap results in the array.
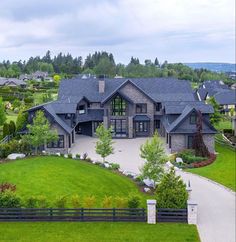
[
  {"xmin": 0, "ymin": 77, "xmax": 27, "ymax": 88},
  {"xmin": 20, "ymin": 71, "xmax": 52, "ymax": 82},
  {"xmin": 197, "ymin": 80, "xmax": 236, "ymax": 114},
  {"xmin": 26, "ymin": 77, "xmax": 217, "ymax": 154}
]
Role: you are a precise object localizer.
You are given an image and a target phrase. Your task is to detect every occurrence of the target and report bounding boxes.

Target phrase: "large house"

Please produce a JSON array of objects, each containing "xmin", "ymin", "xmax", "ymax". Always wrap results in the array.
[
  {"xmin": 197, "ymin": 80, "xmax": 236, "ymax": 114},
  {"xmin": 27, "ymin": 77, "xmax": 217, "ymax": 154},
  {"xmin": 0, "ymin": 77, "xmax": 27, "ymax": 88}
]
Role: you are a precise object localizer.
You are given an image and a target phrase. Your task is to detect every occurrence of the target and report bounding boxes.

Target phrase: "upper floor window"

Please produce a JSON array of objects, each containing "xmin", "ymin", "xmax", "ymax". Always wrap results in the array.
[
  {"xmin": 111, "ymin": 95, "xmax": 126, "ymax": 116},
  {"xmin": 190, "ymin": 113, "xmax": 197, "ymax": 124},
  {"xmin": 78, "ymin": 105, "xmax": 85, "ymax": 114},
  {"xmin": 65, "ymin": 113, "xmax": 71, "ymax": 119},
  {"xmin": 136, "ymin": 103, "xmax": 147, "ymax": 113},
  {"xmin": 156, "ymin": 103, "xmax": 162, "ymax": 112}
]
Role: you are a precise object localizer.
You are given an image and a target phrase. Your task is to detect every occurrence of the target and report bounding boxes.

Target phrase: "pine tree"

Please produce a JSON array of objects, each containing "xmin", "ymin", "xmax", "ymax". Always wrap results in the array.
[{"xmin": 0, "ymin": 97, "xmax": 6, "ymax": 126}]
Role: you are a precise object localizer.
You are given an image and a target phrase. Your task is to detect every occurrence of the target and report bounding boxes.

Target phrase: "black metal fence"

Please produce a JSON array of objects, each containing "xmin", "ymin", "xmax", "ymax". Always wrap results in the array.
[
  {"xmin": 0, "ymin": 208, "xmax": 146, "ymax": 222},
  {"xmin": 157, "ymin": 208, "xmax": 187, "ymax": 223}
]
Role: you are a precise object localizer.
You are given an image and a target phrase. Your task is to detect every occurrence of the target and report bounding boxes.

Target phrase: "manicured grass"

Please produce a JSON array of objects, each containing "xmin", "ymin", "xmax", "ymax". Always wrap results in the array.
[
  {"xmin": 187, "ymin": 143, "xmax": 236, "ymax": 191},
  {"xmin": 215, "ymin": 119, "xmax": 232, "ymax": 131},
  {"xmin": 0, "ymin": 156, "xmax": 148, "ymax": 206},
  {"xmin": 6, "ymin": 111, "xmax": 18, "ymax": 123},
  {"xmin": 0, "ymin": 222, "xmax": 200, "ymax": 242}
]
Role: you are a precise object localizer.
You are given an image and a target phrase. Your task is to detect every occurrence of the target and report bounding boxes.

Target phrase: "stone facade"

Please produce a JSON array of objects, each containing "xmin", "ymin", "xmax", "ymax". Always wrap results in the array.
[
  {"xmin": 170, "ymin": 134, "xmax": 186, "ymax": 153},
  {"xmin": 203, "ymin": 134, "xmax": 215, "ymax": 153}
]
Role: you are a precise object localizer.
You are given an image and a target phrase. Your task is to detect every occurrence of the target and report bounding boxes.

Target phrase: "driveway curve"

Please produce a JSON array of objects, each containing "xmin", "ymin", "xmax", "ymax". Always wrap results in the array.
[{"xmin": 71, "ymin": 135, "xmax": 235, "ymax": 242}]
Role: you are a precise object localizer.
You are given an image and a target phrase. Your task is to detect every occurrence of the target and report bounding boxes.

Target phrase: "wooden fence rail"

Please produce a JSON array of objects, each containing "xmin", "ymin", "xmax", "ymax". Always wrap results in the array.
[
  {"xmin": 157, "ymin": 208, "xmax": 187, "ymax": 223},
  {"xmin": 0, "ymin": 208, "xmax": 146, "ymax": 222}
]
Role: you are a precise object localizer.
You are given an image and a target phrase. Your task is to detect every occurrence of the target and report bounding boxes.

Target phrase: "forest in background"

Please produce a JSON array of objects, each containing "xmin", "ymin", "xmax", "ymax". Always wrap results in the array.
[{"xmin": 0, "ymin": 51, "xmax": 234, "ymax": 84}]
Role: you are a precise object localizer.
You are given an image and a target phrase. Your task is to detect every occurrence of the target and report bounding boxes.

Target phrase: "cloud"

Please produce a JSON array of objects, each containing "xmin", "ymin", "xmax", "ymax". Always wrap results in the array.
[{"xmin": 0, "ymin": 0, "xmax": 235, "ymax": 63}]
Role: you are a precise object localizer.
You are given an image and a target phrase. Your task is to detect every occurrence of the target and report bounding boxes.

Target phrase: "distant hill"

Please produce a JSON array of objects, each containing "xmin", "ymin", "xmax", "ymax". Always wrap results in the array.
[{"xmin": 185, "ymin": 62, "xmax": 236, "ymax": 73}]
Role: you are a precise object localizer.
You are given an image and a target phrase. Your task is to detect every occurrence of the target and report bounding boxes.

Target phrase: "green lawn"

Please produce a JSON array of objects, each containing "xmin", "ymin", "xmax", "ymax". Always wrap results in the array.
[
  {"xmin": 215, "ymin": 119, "xmax": 232, "ymax": 131},
  {"xmin": 0, "ymin": 222, "xmax": 199, "ymax": 242},
  {"xmin": 187, "ymin": 143, "xmax": 236, "ymax": 191},
  {"xmin": 0, "ymin": 156, "xmax": 148, "ymax": 207},
  {"xmin": 6, "ymin": 111, "xmax": 18, "ymax": 123}
]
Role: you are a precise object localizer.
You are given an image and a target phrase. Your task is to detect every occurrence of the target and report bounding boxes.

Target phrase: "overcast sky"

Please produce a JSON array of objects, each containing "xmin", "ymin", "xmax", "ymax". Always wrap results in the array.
[{"xmin": 0, "ymin": 0, "xmax": 235, "ymax": 64}]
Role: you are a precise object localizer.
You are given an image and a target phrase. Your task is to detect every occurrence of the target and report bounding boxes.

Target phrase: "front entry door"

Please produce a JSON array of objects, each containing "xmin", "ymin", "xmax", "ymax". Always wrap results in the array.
[{"xmin": 110, "ymin": 119, "xmax": 127, "ymax": 137}]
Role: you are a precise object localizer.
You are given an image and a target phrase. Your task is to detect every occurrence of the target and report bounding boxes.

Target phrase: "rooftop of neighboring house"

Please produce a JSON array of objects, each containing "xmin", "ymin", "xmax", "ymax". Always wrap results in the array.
[
  {"xmin": 197, "ymin": 80, "xmax": 235, "ymax": 105},
  {"xmin": 0, "ymin": 77, "xmax": 26, "ymax": 86}
]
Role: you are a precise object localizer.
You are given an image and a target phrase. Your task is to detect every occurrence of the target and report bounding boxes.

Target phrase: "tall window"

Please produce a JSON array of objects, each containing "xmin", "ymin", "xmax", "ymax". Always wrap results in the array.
[
  {"xmin": 190, "ymin": 113, "xmax": 197, "ymax": 124},
  {"xmin": 47, "ymin": 135, "xmax": 64, "ymax": 148},
  {"xmin": 156, "ymin": 103, "xmax": 162, "ymax": 112},
  {"xmin": 136, "ymin": 103, "xmax": 147, "ymax": 113},
  {"xmin": 111, "ymin": 95, "xmax": 126, "ymax": 116},
  {"xmin": 155, "ymin": 120, "xmax": 160, "ymax": 129}
]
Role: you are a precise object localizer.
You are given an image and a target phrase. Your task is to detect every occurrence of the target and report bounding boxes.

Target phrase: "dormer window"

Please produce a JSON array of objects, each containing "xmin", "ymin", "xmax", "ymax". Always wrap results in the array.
[
  {"xmin": 190, "ymin": 113, "xmax": 197, "ymax": 124},
  {"xmin": 156, "ymin": 103, "xmax": 162, "ymax": 112},
  {"xmin": 78, "ymin": 105, "xmax": 85, "ymax": 114}
]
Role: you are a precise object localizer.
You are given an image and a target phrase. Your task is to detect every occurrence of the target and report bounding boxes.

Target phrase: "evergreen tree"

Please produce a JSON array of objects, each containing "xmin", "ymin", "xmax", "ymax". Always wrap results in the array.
[
  {"xmin": 206, "ymin": 97, "xmax": 222, "ymax": 125},
  {"xmin": 155, "ymin": 168, "xmax": 188, "ymax": 208},
  {"xmin": 16, "ymin": 111, "xmax": 28, "ymax": 132},
  {"xmin": 2, "ymin": 123, "xmax": 10, "ymax": 138},
  {"xmin": 9, "ymin": 121, "xmax": 16, "ymax": 135},
  {"xmin": 0, "ymin": 97, "xmax": 6, "ymax": 126}
]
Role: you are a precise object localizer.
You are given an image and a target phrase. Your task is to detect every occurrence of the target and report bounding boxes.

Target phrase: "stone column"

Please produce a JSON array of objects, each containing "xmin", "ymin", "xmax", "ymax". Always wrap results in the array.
[
  {"xmin": 187, "ymin": 200, "xmax": 198, "ymax": 225},
  {"xmin": 128, "ymin": 116, "xmax": 133, "ymax": 138},
  {"xmin": 186, "ymin": 180, "xmax": 192, "ymax": 200},
  {"xmin": 147, "ymin": 199, "xmax": 156, "ymax": 224},
  {"xmin": 103, "ymin": 116, "xmax": 108, "ymax": 129}
]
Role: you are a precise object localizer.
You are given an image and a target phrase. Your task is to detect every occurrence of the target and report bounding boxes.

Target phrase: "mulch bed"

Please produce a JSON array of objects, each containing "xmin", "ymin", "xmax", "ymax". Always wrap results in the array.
[{"xmin": 192, "ymin": 153, "xmax": 216, "ymax": 168}]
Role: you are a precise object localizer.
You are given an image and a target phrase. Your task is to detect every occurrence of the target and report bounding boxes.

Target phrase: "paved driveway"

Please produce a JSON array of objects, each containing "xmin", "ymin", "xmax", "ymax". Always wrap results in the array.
[{"xmin": 71, "ymin": 135, "xmax": 235, "ymax": 242}]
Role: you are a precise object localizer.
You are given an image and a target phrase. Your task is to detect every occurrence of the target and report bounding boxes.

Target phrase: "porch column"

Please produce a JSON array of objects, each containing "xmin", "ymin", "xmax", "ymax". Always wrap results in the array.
[
  {"xmin": 103, "ymin": 116, "xmax": 108, "ymax": 129},
  {"xmin": 128, "ymin": 116, "xmax": 133, "ymax": 138}
]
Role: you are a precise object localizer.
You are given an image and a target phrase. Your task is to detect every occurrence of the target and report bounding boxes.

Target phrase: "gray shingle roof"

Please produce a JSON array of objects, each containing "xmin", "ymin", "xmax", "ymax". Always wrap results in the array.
[
  {"xmin": 77, "ymin": 109, "xmax": 104, "ymax": 123},
  {"xmin": 58, "ymin": 77, "xmax": 196, "ymax": 103},
  {"xmin": 164, "ymin": 101, "xmax": 214, "ymax": 114},
  {"xmin": 0, "ymin": 77, "xmax": 26, "ymax": 86},
  {"xmin": 214, "ymin": 90, "xmax": 236, "ymax": 105}
]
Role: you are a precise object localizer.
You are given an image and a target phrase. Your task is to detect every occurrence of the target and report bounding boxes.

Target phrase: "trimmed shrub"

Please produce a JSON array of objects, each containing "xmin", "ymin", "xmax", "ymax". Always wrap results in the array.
[
  {"xmin": 155, "ymin": 168, "xmax": 188, "ymax": 209},
  {"xmin": 37, "ymin": 196, "xmax": 48, "ymax": 208},
  {"xmin": 102, "ymin": 196, "xmax": 113, "ymax": 208},
  {"xmin": 71, "ymin": 195, "xmax": 81, "ymax": 208},
  {"xmin": 9, "ymin": 120, "xmax": 16, "ymax": 135},
  {"xmin": 55, "ymin": 196, "xmax": 67, "ymax": 208},
  {"xmin": 0, "ymin": 191, "xmax": 22, "ymax": 208},
  {"xmin": 83, "ymin": 196, "xmax": 96, "ymax": 208},
  {"xmin": 109, "ymin": 163, "xmax": 120, "ymax": 170},
  {"xmin": 76, "ymin": 153, "xmax": 80, "ymax": 159},
  {"xmin": 25, "ymin": 196, "xmax": 38, "ymax": 208},
  {"xmin": 127, "ymin": 194, "xmax": 141, "ymax": 208},
  {"xmin": 3, "ymin": 122, "xmax": 10, "ymax": 138},
  {"xmin": 67, "ymin": 153, "xmax": 73, "ymax": 159},
  {"xmin": 177, "ymin": 149, "xmax": 207, "ymax": 164},
  {"xmin": 115, "ymin": 197, "xmax": 128, "ymax": 208}
]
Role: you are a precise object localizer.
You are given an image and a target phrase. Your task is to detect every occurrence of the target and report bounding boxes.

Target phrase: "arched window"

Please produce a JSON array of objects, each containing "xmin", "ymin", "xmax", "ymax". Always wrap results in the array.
[{"xmin": 111, "ymin": 95, "xmax": 126, "ymax": 116}]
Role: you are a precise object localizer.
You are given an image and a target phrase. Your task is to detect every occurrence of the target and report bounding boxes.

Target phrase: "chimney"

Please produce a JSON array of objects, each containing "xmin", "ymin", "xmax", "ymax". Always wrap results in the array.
[{"xmin": 99, "ymin": 80, "xmax": 105, "ymax": 93}]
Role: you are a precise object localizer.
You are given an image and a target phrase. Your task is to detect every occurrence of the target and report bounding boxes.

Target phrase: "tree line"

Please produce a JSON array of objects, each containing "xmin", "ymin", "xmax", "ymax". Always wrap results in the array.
[{"xmin": 0, "ymin": 50, "xmax": 233, "ymax": 84}]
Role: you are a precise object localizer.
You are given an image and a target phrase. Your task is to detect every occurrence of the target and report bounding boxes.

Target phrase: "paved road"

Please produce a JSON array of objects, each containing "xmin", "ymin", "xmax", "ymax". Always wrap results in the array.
[{"xmin": 71, "ymin": 135, "xmax": 236, "ymax": 242}]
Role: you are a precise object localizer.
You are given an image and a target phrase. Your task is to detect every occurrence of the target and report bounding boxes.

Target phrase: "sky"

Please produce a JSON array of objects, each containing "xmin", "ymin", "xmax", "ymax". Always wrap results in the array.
[{"xmin": 0, "ymin": 0, "xmax": 235, "ymax": 64}]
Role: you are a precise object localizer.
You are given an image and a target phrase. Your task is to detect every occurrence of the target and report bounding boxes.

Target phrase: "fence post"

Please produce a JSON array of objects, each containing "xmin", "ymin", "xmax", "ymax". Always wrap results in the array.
[
  {"xmin": 187, "ymin": 200, "xmax": 198, "ymax": 225},
  {"xmin": 186, "ymin": 180, "xmax": 192, "ymax": 200},
  {"xmin": 147, "ymin": 200, "xmax": 156, "ymax": 224},
  {"xmin": 113, "ymin": 208, "xmax": 116, "ymax": 222}
]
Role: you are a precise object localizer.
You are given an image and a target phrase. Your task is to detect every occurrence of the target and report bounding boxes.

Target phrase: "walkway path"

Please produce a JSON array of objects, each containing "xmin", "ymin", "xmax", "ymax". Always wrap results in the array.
[{"xmin": 71, "ymin": 135, "xmax": 236, "ymax": 242}]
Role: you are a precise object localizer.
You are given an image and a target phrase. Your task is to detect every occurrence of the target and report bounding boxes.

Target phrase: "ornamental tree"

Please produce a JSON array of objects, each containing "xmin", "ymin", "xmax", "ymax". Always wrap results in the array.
[
  {"xmin": 140, "ymin": 130, "xmax": 167, "ymax": 184},
  {"xmin": 155, "ymin": 167, "xmax": 188, "ymax": 209},
  {"xmin": 207, "ymin": 96, "xmax": 222, "ymax": 125},
  {"xmin": 25, "ymin": 110, "xmax": 58, "ymax": 154},
  {"xmin": 95, "ymin": 124, "xmax": 114, "ymax": 162}
]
